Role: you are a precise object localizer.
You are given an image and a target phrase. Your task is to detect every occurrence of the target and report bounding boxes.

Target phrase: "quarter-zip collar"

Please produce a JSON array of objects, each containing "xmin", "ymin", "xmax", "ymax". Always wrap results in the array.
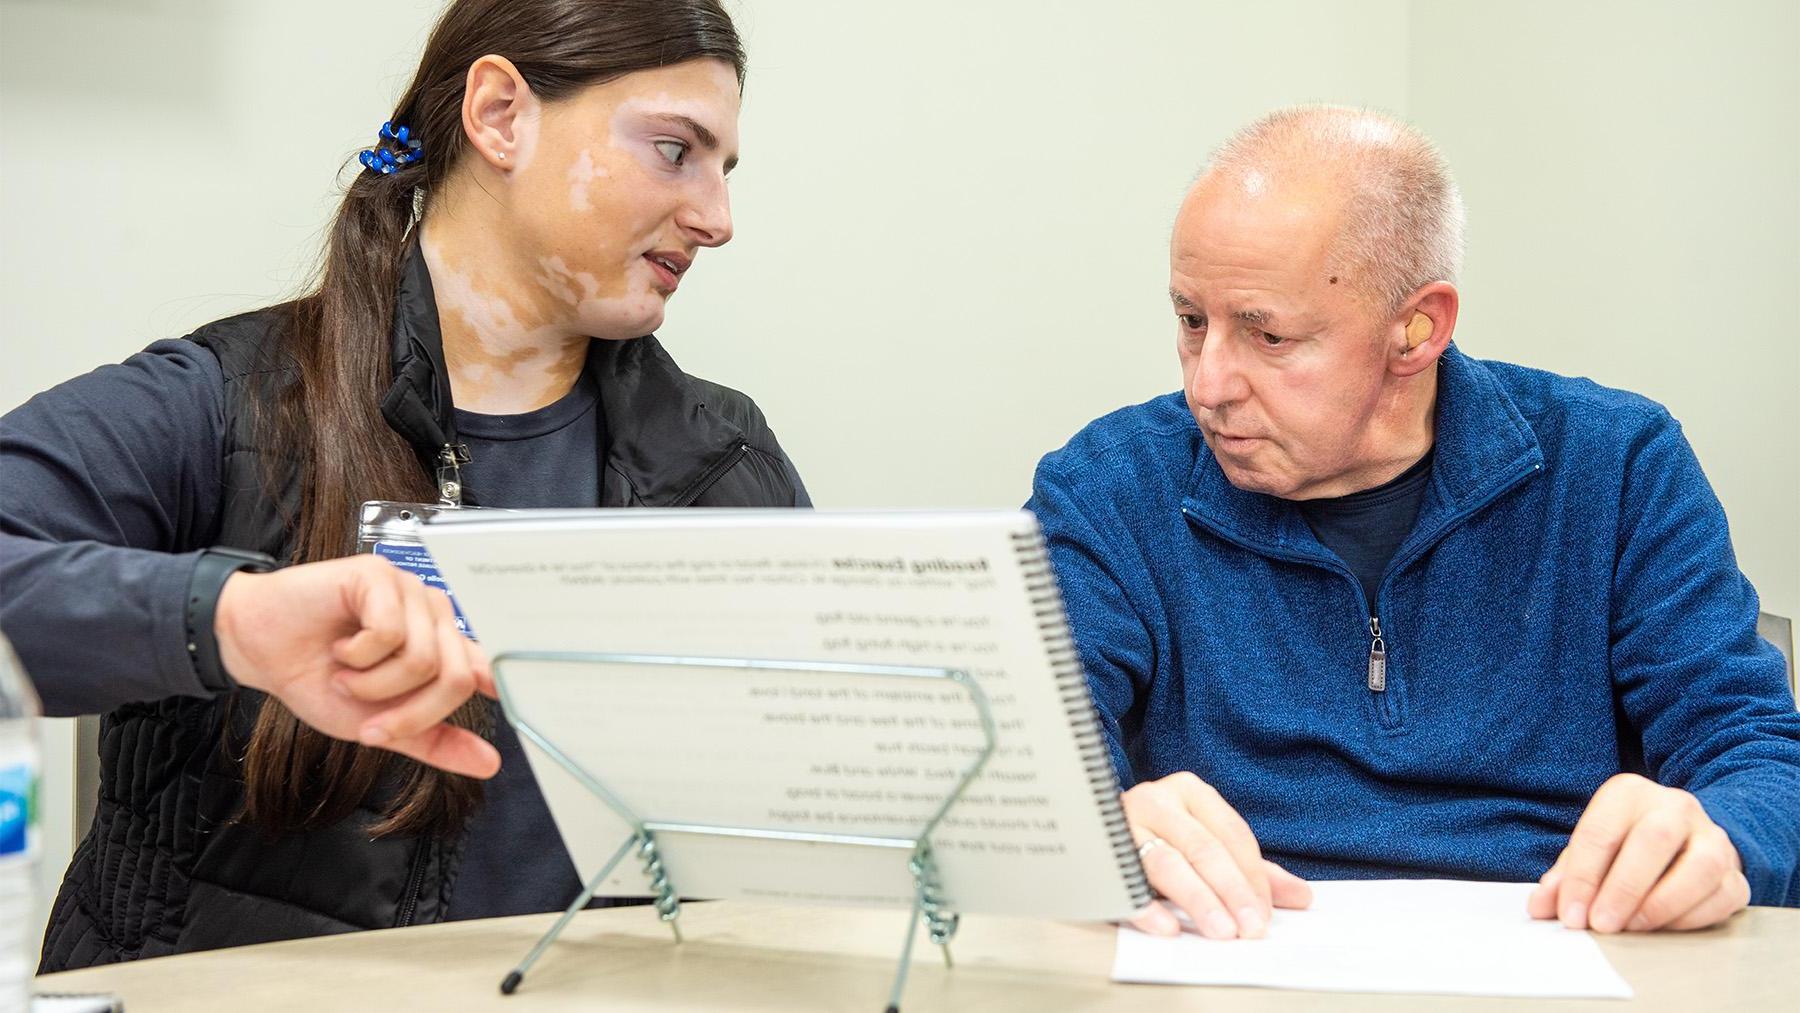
[
  {"xmin": 1181, "ymin": 344, "xmax": 1546, "ymax": 559},
  {"xmin": 376, "ymin": 238, "xmax": 746, "ymax": 507}
]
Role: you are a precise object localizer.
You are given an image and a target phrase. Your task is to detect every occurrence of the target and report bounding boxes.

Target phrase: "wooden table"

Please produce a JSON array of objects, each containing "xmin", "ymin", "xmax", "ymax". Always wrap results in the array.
[{"xmin": 34, "ymin": 901, "xmax": 1800, "ymax": 1011}]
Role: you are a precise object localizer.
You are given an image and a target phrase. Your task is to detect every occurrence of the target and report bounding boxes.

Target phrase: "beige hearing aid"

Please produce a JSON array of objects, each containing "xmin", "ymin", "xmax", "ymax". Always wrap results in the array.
[{"xmin": 1405, "ymin": 312, "xmax": 1431, "ymax": 349}]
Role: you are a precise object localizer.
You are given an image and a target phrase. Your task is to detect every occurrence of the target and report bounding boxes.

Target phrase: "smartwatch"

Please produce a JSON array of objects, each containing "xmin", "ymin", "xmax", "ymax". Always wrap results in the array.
[{"xmin": 186, "ymin": 546, "xmax": 280, "ymax": 692}]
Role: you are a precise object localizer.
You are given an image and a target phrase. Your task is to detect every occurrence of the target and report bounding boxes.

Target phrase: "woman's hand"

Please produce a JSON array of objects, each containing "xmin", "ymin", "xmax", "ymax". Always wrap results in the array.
[
  {"xmin": 1123, "ymin": 771, "xmax": 1312, "ymax": 938},
  {"xmin": 214, "ymin": 554, "xmax": 500, "ymax": 779}
]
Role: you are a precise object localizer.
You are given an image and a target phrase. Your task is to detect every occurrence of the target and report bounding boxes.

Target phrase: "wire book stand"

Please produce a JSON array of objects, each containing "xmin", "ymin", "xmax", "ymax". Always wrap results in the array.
[{"xmin": 491, "ymin": 651, "xmax": 998, "ymax": 1013}]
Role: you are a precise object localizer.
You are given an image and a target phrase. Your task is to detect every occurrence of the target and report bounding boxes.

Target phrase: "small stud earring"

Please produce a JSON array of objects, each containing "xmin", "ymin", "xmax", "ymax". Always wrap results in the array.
[{"xmin": 497, "ymin": 152, "xmax": 507, "ymax": 162}]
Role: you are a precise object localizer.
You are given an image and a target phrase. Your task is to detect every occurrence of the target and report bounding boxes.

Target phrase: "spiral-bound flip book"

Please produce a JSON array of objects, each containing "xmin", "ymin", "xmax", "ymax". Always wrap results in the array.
[{"xmin": 418, "ymin": 509, "xmax": 1151, "ymax": 919}]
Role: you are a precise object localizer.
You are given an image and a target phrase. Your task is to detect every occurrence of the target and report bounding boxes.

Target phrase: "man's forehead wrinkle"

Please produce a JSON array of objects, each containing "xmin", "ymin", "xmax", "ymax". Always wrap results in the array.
[
  {"xmin": 1169, "ymin": 281, "xmax": 1291, "ymax": 328},
  {"xmin": 1171, "ymin": 202, "xmax": 1324, "ymax": 330}
]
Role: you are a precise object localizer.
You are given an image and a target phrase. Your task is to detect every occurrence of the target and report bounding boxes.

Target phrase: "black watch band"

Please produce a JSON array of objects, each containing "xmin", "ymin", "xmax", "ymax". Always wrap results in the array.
[{"xmin": 186, "ymin": 547, "xmax": 279, "ymax": 693}]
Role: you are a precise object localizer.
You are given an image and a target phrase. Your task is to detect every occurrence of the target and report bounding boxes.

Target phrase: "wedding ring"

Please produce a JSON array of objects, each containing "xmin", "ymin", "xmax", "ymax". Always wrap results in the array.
[{"xmin": 1137, "ymin": 836, "xmax": 1167, "ymax": 859}]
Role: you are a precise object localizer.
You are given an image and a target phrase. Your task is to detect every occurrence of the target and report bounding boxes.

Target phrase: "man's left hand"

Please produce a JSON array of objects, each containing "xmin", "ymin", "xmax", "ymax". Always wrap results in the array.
[{"xmin": 1528, "ymin": 773, "xmax": 1749, "ymax": 932}]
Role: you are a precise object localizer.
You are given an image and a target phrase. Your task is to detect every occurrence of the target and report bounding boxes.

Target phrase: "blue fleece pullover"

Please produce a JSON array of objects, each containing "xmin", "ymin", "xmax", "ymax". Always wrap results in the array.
[{"xmin": 1028, "ymin": 345, "xmax": 1800, "ymax": 905}]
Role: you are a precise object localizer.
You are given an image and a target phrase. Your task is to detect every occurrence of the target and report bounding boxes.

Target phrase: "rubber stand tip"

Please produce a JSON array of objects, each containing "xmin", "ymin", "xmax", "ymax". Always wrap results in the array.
[{"xmin": 501, "ymin": 971, "xmax": 523, "ymax": 995}]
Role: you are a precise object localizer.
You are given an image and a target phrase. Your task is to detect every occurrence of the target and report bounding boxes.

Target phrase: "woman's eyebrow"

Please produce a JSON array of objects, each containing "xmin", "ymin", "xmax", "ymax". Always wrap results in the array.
[{"xmin": 642, "ymin": 113, "xmax": 737, "ymax": 172}]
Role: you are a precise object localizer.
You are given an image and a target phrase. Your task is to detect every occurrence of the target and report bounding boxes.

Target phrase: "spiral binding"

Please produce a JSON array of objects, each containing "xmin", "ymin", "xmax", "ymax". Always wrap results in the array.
[
  {"xmin": 1011, "ymin": 526, "xmax": 1154, "ymax": 908},
  {"xmin": 908, "ymin": 844, "xmax": 960, "ymax": 945},
  {"xmin": 637, "ymin": 831, "xmax": 681, "ymax": 922}
]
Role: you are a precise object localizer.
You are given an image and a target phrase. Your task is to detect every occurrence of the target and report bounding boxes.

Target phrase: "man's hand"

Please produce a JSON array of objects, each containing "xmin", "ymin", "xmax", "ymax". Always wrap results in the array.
[
  {"xmin": 1122, "ymin": 771, "xmax": 1312, "ymax": 939},
  {"xmin": 1528, "ymin": 773, "xmax": 1748, "ymax": 932},
  {"xmin": 215, "ymin": 554, "xmax": 500, "ymax": 780}
]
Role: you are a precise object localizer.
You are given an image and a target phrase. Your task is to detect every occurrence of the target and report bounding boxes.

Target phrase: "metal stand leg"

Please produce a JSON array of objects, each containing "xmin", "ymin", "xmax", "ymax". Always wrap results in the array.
[
  {"xmin": 500, "ymin": 834, "xmax": 637, "ymax": 995},
  {"xmin": 883, "ymin": 845, "xmax": 961, "ymax": 1013},
  {"xmin": 637, "ymin": 831, "xmax": 683, "ymax": 942},
  {"xmin": 884, "ymin": 883, "xmax": 927, "ymax": 1013}
]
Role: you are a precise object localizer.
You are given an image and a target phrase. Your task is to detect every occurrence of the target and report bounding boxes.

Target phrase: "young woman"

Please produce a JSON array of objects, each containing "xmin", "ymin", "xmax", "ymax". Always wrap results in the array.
[{"xmin": 0, "ymin": 0, "xmax": 807, "ymax": 970}]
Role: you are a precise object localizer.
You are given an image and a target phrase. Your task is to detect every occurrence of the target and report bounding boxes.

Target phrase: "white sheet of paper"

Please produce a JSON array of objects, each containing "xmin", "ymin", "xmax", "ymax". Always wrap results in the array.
[{"xmin": 1112, "ymin": 880, "xmax": 1633, "ymax": 999}]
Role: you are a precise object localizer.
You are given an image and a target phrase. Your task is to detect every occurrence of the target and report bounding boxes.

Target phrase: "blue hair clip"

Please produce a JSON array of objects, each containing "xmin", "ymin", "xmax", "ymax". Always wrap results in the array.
[{"xmin": 359, "ymin": 120, "xmax": 424, "ymax": 175}]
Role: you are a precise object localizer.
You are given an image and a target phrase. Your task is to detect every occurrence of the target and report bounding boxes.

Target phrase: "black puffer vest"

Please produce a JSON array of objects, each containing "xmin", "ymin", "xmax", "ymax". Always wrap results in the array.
[{"xmin": 39, "ymin": 247, "xmax": 807, "ymax": 971}]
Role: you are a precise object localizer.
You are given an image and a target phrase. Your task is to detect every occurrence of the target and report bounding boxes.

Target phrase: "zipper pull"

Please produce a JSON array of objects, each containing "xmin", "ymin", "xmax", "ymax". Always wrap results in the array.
[
  {"xmin": 1367, "ymin": 616, "xmax": 1387, "ymax": 692},
  {"xmin": 436, "ymin": 443, "xmax": 470, "ymax": 507}
]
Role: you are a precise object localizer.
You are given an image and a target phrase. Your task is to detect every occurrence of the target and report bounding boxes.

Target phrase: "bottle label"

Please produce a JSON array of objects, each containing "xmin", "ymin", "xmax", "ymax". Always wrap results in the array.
[{"xmin": 0, "ymin": 763, "xmax": 33, "ymax": 858}]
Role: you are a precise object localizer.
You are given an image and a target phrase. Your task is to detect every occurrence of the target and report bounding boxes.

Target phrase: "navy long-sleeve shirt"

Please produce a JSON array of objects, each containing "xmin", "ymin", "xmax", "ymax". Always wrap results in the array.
[
  {"xmin": 1, "ymin": 339, "xmax": 617, "ymax": 919},
  {"xmin": 2, "ymin": 341, "xmax": 227, "ymax": 713}
]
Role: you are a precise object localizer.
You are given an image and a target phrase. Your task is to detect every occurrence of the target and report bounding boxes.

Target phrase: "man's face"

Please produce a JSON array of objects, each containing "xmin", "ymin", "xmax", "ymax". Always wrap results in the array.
[{"xmin": 1170, "ymin": 175, "xmax": 1400, "ymax": 500}]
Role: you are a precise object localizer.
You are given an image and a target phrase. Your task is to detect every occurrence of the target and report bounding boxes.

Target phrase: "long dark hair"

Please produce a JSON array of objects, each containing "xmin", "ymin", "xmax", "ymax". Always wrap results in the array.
[{"xmin": 243, "ymin": 0, "xmax": 747, "ymax": 839}]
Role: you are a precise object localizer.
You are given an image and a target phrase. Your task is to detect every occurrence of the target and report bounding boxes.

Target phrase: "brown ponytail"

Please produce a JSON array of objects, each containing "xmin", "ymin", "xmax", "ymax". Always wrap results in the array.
[{"xmin": 241, "ymin": 0, "xmax": 747, "ymax": 839}]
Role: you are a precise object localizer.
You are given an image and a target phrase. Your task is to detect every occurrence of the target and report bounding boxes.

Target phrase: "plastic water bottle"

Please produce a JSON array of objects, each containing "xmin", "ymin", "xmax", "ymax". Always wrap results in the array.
[{"xmin": 0, "ymin": 632, "xmax": 40, "ymax": 1013}]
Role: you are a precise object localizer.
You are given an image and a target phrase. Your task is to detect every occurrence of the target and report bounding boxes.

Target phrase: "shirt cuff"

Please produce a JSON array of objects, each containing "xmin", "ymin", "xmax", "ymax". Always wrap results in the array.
[{"xmin": 1694, "ymin": 780, "xmax": 1793, "ymax": 907}]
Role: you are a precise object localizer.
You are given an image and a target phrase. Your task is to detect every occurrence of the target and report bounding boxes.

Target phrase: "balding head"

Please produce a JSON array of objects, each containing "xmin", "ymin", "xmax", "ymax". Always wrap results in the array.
[
  {"xmin": 1195, "ymin": 105, "xmax": 1464, "ymax": 313},
  {"xmin": 1169, "ymin": 106, "xmax": 1462, "ymax": 501}
]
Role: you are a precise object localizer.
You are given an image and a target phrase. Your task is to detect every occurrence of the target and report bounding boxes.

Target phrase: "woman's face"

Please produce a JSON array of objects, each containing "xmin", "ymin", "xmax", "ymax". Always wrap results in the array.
[{"xmin": 501, "ymin": 58, "xmax": 741, "ymax": 340}]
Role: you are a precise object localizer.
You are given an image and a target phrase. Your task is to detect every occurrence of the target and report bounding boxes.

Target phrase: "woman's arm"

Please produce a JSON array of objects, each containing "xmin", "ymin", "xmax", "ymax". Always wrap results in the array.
[{"xmin": 0, "ymin": 340, "xmax": 228, "ymax": 714}]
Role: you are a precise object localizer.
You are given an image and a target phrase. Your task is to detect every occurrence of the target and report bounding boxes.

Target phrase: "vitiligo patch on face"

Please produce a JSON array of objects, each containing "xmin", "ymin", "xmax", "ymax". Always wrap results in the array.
[
  {"xmin": 613, "ymin": 83, "xmax": 740, "ymax": 120},
  {"xmin": 535, "ymin": 254, "xmax": 662, "ymax": 340},
  {"xmin": 535, "ymin": 255, "xmax": 604, "ymax": 307},
  {"xmin": 609, "ymin": 87, "xmax": 741, "ymax": 161},
  {"xmin": 566, "ymin": 148, "xmax": 607, "ymax": 213}
]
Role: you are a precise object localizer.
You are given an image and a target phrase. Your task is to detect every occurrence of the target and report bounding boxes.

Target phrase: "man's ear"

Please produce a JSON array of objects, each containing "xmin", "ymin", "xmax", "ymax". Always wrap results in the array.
[
  {"xmin": 1390, "ymin": 281, "xmax": 1459, "ymax": 378},
  {"xmin": 461, "ymin": 54, "xmax": 535, "ymax": 172}
]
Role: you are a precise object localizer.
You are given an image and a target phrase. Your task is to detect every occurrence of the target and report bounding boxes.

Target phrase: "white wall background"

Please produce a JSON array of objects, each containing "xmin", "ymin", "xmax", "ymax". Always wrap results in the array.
[
  {"xmin": 1408, "ymin": 0, "xmax": 1799, "ymax": 629},
  {"xmin": 2, "ymin": 0, "xmax": 1794, "ymax": 954}
]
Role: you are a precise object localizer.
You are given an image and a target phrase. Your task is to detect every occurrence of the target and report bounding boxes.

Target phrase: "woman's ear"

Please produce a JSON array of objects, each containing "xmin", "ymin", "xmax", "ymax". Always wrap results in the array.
[
  {"xmin": 1390, "ymin": 281, "xmax": 1459, "ymax": 378},
  {"xmin": 461, "ymin": 54, "xmax": 535, "ymax": 171}
]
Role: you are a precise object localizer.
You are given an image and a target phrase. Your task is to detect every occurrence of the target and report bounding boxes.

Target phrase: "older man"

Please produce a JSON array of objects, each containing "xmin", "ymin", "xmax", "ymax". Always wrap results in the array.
[{"xmin": 1028, "ymin": 106, "xmax": 1800, "ymax": 943}]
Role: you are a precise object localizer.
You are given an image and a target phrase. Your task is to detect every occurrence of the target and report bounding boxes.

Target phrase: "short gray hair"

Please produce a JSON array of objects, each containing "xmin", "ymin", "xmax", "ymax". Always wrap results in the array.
[{"xmin": 1200, "ymin": 105, "xmax": 1465, "ymax": 312}]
